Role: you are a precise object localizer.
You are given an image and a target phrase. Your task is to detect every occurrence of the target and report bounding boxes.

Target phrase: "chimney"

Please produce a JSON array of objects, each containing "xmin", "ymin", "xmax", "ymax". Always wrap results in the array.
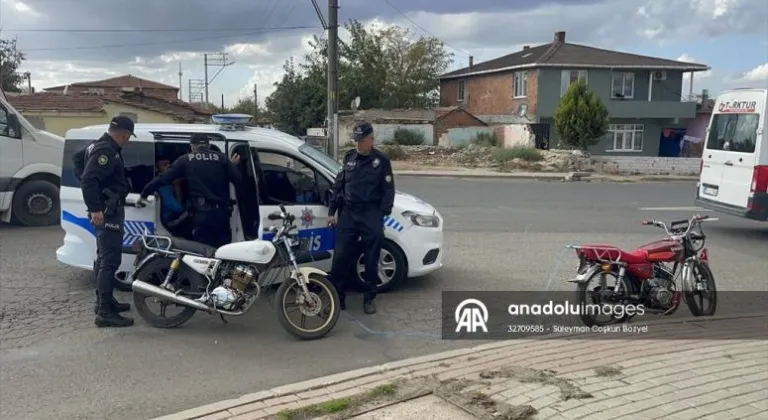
[
  {"xmin": 523, "ymin": 45, "xmax": 530, "ymax": 50},
  {"xmin": 554, "ymin": 31, "xmax": 566, "ymax": 44},
  {"xmin": 469, "ymin": 56, "xmax": 474, "ymax": 69}
]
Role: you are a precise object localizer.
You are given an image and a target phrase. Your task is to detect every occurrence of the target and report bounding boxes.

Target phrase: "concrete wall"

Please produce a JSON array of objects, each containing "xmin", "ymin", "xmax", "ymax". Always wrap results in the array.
[
  {"xmin": 338, "ymin": 121, "xmax": 433, "ymax": 145},
  {"xmin": 589, "ymin": 156, "xmax": 701, "ymax": 176},
  {"xmin": 20, "ymin": 104, "xmax": 177, "ymax": 136},
  {"xmin": 437, "ymin": 126, "xmax": 493, "ymax": 147},
  {"xmin": 497, "ymin": 124, "xmax": 535, "ymax": 148}
]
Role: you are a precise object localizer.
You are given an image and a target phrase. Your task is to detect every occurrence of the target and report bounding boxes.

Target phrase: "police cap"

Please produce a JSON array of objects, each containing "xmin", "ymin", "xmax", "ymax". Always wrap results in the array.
[
  {"xmin": 190, "ymin": 133, "xmax": 210, "ymax": 145},
  {"xmin": 351, "ymin": 122, "xmax": 373, "ymax": 141},
  {"xmin": 110, "ymin": 115, "xmax": 136, "ymax": 137}
]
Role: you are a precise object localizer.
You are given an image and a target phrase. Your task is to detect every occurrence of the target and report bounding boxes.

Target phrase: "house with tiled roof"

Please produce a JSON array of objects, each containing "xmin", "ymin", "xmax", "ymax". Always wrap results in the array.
[
  {"xmin": 7, "ymin": 90, "xmax": 213, "ymax": 136},
  {"xmin": 439, "ymin": 31, "xmax": 711, "ymax": 157},
  {"xmin": 44, "ymin": 75, "xmax": 180, "ymax": 101}
]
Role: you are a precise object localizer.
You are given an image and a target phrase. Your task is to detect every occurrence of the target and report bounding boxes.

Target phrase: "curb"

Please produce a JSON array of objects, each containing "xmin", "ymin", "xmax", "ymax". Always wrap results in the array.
[
  {"xmin": 149, "ymin": 312, "xmax": 768, "ymax": 420},
  {"xmin": 394, "ymin": 171, "xmax": 698, "ymax": 182}
]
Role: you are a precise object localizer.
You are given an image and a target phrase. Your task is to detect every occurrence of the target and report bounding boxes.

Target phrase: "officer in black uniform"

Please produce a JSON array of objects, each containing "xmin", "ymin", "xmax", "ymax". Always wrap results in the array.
[
  {"xmin": 138, "ymin": 134, "xmax": 242, "ymax": 248},
  {"xmin": 77, "ymin": 116, "xmax": 136, "ymax": 328},
  {"xmin": 328, "ymin": 122, "xmax": 395, "ymax": 315}
]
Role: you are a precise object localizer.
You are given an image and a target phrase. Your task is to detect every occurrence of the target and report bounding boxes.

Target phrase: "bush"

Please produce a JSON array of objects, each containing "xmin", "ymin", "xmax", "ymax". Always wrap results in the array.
[
  {"xmin": 392, "ymin": 128, "xmax": 425, "ymax": 146},
  {"xmin": 491, "ymin": 146, "xmax": 544, "ymax": 163},
  {"xmin": 379, "ymin": 144, "xmax": 406, "ymax": 160},
  {"xmin": 469, "ymin": 132, "xmax": 499, "ymax": 147}
]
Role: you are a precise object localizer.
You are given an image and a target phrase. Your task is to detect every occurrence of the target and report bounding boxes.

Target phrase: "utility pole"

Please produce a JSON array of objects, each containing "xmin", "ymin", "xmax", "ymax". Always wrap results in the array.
[
  {"xmin": 253, "ymin": 84, "xmax": 258, "ymax": 119},
  {"xmin": 327, "ymin": 0, "xmax": 339, "ymax": 158},
  {"xmin": 178, "ymin": 63, "xmax": 183, "ymax": 100},
  {"xmin": 203, "ymin": 52, "xmax": 234, "ymax": 110},
  {"xmin": 221, "ymin": 93, "xmax": 225, "ymax": 111}
]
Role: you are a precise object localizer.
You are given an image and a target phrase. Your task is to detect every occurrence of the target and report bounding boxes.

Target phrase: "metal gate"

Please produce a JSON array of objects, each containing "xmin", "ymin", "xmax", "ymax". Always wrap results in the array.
[{"xmin": 530, "ymin": 123, "xmax": 551, "ymax": 150}]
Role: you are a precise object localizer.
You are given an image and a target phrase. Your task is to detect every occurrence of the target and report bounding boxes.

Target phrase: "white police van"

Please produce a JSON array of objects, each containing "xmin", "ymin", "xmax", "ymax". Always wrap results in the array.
[
  {"xmin": 56, "ymin": 116, "xmax": 444, "ymax": 292},
  {"xmin": 696, "ymin": 88, "xmax": 767, "ymax": 221}
]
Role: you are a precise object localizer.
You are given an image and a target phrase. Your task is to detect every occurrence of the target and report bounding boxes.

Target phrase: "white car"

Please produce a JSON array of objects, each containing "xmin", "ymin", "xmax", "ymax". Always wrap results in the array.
[
  {"xmin": 56, "ymin": 118, "xmax": 444, "ymax": 292},
  {"xmin": 696, "ymin": 88, "xmax": 767, "ymax": 221}
]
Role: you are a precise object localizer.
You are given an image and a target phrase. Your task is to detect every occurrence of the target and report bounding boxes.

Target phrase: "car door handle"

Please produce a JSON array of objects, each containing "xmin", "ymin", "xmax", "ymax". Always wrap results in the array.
[{"xmin": 724, "ymin": 161, "xmax": 734, "ymax": 166}]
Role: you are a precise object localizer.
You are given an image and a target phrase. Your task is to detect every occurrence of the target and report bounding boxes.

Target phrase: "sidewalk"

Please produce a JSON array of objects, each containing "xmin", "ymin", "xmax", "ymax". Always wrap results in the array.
[
  {"xmin": 391, "ymin": 165, "xmax": 698, "ymax": 182},
  {"xmin": 152, "ymin": 314, "xmax": 768, "ymax": 420}
]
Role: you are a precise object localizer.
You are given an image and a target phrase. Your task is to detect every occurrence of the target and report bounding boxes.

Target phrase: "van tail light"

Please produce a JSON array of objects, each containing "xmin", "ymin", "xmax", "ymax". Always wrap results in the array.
[{"xmin": 750, "ymin": 166, "xmax": 768, "ymax": 194}]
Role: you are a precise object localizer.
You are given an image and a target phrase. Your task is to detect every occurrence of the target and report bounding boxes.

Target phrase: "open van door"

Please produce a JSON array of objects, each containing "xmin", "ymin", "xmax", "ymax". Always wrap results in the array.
[{"xmin": 697, "ymin": 89, "xmax": 768, "ymax": 221}]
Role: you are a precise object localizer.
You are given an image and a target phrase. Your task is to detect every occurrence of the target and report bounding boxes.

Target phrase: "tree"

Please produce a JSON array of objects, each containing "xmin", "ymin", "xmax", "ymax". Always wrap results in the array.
[
  {"xmin": 228, "ymin": 97, "xmax": 258, "ymax": 116},
  {"xmin": 1, "ymin": 37, "xmax": 26, "ymax": 93},
  {"xmin": 553, "ymin": 81, "xmax": 609, "ymax": 151},
  {"xmin": 265, "ymin": 20, "xmax": 452, "ymax": 135}
]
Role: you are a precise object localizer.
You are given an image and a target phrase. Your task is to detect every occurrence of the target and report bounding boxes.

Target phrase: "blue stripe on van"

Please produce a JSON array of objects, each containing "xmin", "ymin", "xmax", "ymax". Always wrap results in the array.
[{"xmin": 62, "ymin": 210, "xmax": 155, "ymax": 247}]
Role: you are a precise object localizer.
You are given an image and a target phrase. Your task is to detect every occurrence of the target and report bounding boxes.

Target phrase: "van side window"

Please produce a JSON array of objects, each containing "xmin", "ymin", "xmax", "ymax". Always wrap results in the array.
[
  {"xmin": 255, "ymin": 151, "xmax": 331, "ymax": 206},
  {"xmin": 61, "ymin": 139, "xmax": 154, "ymax": 193},
  {"xmin": 0, "ymin": 106, "xmax": 8, "ymax": 137},
  {"xmin": 707, "ymin": 113, "xmax": 759, "ymax": 153}
]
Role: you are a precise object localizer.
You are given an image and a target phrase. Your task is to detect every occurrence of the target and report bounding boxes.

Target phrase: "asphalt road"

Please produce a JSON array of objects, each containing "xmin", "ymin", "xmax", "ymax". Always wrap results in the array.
[{"xmin": 1, "ymin": 178, "xmax": 766, "ymax": 420}]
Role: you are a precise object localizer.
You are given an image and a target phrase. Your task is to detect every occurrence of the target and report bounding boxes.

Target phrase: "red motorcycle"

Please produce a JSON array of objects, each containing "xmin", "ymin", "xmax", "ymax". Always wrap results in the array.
[{"xmin": 568, "ymin": 214, "xmax": 718, "ymax": 327}]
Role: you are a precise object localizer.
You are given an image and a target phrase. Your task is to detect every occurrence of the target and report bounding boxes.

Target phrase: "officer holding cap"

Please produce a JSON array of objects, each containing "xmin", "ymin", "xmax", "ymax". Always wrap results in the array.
[
  {"xmin": 328, "ymin": 122, "xmax": 395, "ymax": 315},
  {"xmin": 76, "ymin": 115, "xmax": 136, "ymax": 328},
  {"xmin": 138, "ymin": 133, "xmax": 242, "ymax": 248}
]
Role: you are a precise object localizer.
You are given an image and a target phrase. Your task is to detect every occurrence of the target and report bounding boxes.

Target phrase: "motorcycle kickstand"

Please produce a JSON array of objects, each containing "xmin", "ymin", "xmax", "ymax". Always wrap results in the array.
[{"xmin": 219, "ymin": 314, "xmax": 228, "ymax": 324}]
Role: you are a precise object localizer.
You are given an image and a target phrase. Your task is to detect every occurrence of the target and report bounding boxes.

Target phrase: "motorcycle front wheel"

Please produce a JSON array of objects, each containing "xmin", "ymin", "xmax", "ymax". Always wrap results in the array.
[
  {"xmin": 684, "ymin": 261, "xmax": 717, "ymax": 316},
  {"xmin": 276, "ymin": 273, "xmax": 340, "ymax": 340}
]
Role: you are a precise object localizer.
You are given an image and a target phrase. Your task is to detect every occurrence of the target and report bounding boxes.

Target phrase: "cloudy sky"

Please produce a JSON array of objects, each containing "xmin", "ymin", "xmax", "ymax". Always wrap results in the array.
[{"xmin": 2, "ymin": 0, "xmax": 767, "ymax": 107}]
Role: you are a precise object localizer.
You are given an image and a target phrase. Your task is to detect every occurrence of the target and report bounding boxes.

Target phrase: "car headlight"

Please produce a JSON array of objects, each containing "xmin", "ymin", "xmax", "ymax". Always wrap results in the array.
[{"xmin": 402, "ymin": 211, "xmax": 439, "ymax": 228}]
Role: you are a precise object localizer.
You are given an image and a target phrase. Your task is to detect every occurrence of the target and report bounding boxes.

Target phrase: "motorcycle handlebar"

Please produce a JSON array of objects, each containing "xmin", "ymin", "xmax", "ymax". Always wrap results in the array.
[{"xmin": 641, "ymin": 214, "xmax": 717, "ymax": 237}]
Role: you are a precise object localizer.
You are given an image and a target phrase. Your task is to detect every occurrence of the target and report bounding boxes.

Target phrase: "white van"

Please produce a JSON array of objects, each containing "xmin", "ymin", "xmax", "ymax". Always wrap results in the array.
[
  {"xmin": 696, "ymin": 88, "xmax": 768, "ymax": 221},
  {"xmin": 0, "ymin": 90, "xmax": 65, "ymax": 226},
  {"xmin": 56, "ymin": 119, "xmax": 444, "ymax": 292}
]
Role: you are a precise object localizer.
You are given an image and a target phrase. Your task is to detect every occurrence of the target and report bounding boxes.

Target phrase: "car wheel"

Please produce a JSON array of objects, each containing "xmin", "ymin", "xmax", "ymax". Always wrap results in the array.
[
  {"xmin": 11, "ymin": 180, "xmax": 60, "ymax": 226},
  {"xmin": 356, "ymin": 240, "xmax": 407, "ymax": 293}
]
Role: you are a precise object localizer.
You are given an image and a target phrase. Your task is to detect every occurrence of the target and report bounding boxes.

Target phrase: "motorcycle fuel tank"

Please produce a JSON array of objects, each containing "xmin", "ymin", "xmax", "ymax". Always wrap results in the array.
[
  {"xmin": 215, "ymin": 240, "xmax": 277, "ymax": 265},
  {"xmin": 635, "ymin": 239, "xmax": 682, "ymax": 262}
]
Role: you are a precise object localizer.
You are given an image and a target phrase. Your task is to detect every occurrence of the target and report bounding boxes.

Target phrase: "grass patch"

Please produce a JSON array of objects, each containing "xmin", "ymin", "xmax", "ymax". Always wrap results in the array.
[
  {"xmin": 492, "ymin": 146, "xmax": 544, "ymax": 163},
  {"xmin": 379, "ymin": 144, "xmax": 406, "ymax": 160},
  {"xmin": 276, "ymin": 383, "xmax": 400, "ymax": 420},
  {"xmin": 469, "ymin": 132, "xmax": 499, "ymax": 147},
  {"xmin": 392, "ymin": 128, "xmax": 426, "ymax": 145}
]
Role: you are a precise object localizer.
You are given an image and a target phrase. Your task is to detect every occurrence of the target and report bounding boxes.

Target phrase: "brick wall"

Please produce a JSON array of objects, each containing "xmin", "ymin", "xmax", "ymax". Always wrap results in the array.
[
  {"xmin": 589, "ymin": 156, "xmax": 701, "ymax": 176},
  {"xmin": 439, "ymin": 70, "xmax": 539, "ymax": 116},
  {"xmin": 433, "ymin": 109, "xmax": 486, "ymax": 145}
]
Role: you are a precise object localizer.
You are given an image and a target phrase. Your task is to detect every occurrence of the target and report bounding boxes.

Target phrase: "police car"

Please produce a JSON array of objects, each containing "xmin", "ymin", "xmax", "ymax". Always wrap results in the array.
[{"xmin": 56, "ymin": 115, "xmax": 444, "ymax": 292}]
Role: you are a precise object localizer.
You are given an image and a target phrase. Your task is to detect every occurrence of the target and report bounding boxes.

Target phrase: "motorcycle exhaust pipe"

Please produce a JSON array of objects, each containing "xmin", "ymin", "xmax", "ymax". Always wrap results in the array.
[{"xmin": 131, "ymin": 280, "xmax": 214, "ymax": 313}]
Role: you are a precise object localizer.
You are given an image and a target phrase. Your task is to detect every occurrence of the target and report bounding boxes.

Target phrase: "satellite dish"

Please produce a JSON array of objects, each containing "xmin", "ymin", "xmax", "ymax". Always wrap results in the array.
[
  {"xmin": 352, "ymin": 96, "xmax": 361, "ymax": 110},
  {"xmin": 517, "ymin": 103, "xmax": 528, "ymax": 117}
]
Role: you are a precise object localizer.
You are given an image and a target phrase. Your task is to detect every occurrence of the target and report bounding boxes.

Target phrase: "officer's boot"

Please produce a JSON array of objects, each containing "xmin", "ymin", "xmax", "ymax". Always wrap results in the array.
[
  {"xmin": 363, "ymin": 299, "xmax": 376, "ymax": 315},
  {"xmin": 95, "ymin": 298, "xmax": 134, "ymax": 328}
]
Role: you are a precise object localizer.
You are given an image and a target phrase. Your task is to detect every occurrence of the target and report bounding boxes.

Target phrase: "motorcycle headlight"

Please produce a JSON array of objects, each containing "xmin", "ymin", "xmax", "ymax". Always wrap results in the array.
[{"xmin": 401, "ymin": 211, "xmax": 439, "ymax": 228}]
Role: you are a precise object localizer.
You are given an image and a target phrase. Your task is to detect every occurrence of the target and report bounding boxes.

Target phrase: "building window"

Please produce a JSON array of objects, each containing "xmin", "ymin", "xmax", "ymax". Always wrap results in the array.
[
  {"xmin": 560, "ymin": 70, "xmax": 588, "ymax": 96},
  {"xmin": 513, "ymin": 71, "xmax": 527, "ymax": 98},
  {"xmin": 457, "ymin": 80, "xmax": 466, "ymax": 101},
  {"xmin": 608, "ymin": 124, "xmax": 644, "ymax": 152},
  {"xmin": 119, "ymin": 112, "xmax": 138, "ymax": 123},
  {"xmin": 611, "ymin": 72, "xmax": 635, "ymax": 99}
]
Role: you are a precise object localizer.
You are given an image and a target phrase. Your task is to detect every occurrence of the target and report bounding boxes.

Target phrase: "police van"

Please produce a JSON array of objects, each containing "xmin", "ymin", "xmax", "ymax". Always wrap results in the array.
[
  {"xmin": 56, "ymin": 116, "xmax": 444, "ymax": 292},
  {"xmin": 1, "ymin": 89, "xmax": 65, "ymax": 226},
  {"xmin": 695, "ymin": 88, "xmax": 767, "ymax": 221}
]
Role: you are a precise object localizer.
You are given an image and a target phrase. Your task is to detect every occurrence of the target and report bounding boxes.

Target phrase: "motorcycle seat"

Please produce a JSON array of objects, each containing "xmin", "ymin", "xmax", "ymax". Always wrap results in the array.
[
  {"xmin": 170, "ymin": 238, "xmax": 217, "ymax": 258},
  {"xmin": 578, "ymin": 244, "xmax": 649, "ymax": 265}
]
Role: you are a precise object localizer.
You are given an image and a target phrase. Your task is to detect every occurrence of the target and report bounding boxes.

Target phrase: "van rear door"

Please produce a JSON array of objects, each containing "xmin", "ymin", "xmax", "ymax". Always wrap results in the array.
[{"xmin": 700, "ymin": 91, "xmax": 764, "ymax": 210}]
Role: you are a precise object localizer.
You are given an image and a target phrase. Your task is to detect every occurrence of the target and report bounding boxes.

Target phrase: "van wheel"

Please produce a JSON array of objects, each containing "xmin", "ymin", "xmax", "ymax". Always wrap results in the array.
[
  {"xmin": 355, "ymin": 240, "xmax": 407, "ymax": 293},
  {"xmin": 11, "ymin": 180, "xmax": 60, "ymax": 227}
]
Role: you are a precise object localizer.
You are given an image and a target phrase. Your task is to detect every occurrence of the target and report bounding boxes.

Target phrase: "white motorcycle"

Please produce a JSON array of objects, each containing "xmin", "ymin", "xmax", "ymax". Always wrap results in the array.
[{"xmin": 129, "ymin": 204, "xmax": 341, "ymax": 340}]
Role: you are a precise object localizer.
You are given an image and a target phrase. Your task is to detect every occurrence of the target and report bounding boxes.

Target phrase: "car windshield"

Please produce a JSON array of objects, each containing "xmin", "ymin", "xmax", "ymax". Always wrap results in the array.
[{"xmin": 299, "ymin": 143, "xmax": 342, "ymax": 175}]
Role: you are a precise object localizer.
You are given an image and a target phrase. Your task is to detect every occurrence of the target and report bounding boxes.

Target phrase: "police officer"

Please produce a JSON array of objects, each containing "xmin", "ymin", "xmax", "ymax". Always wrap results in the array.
[
  {"xmin": 138, "ymin": 134, "xmax": 242, "ymax": 248},
  {"xmin": 77, "ymin": 116, "xmax": 136, "ymax": 328},
  {"xmin": 328, "ymin": 122, "xmax": 395, "ymax": 315}
]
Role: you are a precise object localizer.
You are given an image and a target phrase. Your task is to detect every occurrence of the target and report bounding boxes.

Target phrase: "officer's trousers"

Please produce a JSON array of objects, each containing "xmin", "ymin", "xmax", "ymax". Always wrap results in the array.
[
  {"xmin": 191, "ymin": 206, "xmax": 231, "ymax": 248},
  {"xmin": 330, "ymin": 207, "xmax": 383, "ymax": 303},
  {"xmin": 94, "ymin": 218, "xmax": 124, "ymax": 315}
]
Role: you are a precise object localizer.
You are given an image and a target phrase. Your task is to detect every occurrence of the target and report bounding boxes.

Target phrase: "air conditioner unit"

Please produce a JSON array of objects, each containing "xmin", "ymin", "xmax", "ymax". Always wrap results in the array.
[{"xmin": 652, "ymin": 70, "xmax": 667, "ymax": 81}]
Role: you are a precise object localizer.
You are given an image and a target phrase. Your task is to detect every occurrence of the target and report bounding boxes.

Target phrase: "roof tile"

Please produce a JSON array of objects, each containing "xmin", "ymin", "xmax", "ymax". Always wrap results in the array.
[{"xmin": 45, "ymin": 75, "xmax": 178, "ymax": 91}]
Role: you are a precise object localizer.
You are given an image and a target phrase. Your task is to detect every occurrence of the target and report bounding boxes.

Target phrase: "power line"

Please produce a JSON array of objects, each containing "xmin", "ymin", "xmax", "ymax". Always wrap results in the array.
[
  {"xmin": 6, "ymin": 27, "xmax": 315, "ymax": 33},
  {"xmin": 21, "ymin": 25, "xmax": 320, "ymax": 52},
  {"xmin": 377, "ymin": 0, "xmax": 473, "ymax": 57}
]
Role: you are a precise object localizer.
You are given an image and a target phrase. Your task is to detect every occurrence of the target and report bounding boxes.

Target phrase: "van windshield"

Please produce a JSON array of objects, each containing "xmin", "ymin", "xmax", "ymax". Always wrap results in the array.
[
  {"xmin": 707, "ymin": 113, "xmax": 760, "ymax": 153},
  {"xmin": 299, "ymin": 143, "xmax": 342, "ymax": 174}
]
